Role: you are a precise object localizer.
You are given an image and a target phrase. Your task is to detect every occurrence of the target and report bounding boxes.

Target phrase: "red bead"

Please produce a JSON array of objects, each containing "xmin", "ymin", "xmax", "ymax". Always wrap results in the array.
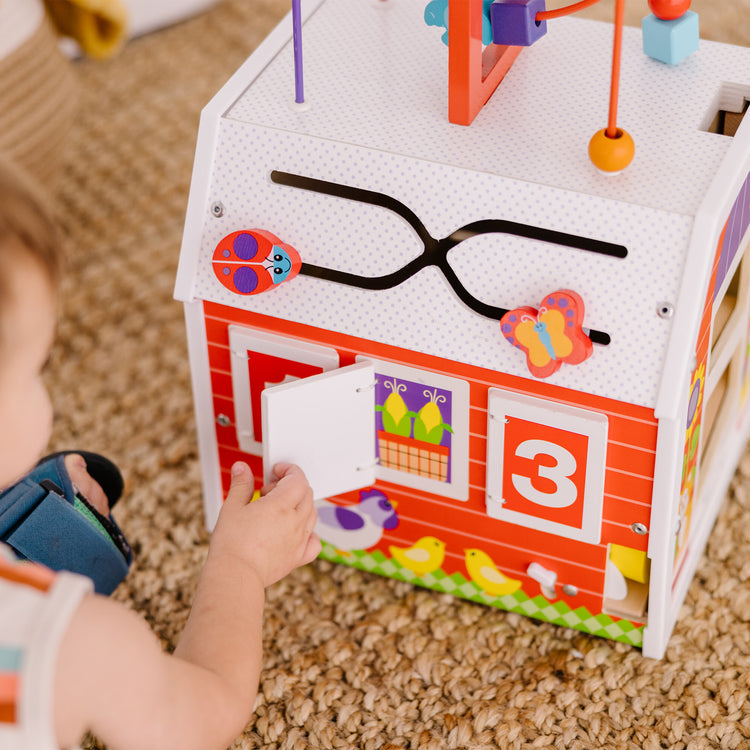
[{"xmin": 647, "ymin": 0, "xmax": 691, "ymax": 21}]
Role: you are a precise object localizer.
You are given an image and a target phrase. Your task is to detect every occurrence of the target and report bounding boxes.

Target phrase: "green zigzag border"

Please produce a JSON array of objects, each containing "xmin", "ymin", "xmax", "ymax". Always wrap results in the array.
[{"xmin": 320, "ymin": 544, "xmax": 643, "ymax": 648}]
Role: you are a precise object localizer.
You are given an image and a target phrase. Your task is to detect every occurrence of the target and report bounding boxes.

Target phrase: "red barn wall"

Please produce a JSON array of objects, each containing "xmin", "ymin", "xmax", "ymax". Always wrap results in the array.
[{"xmin": 203, "ymin": 300, "xmax": 657, "ymax": 616}]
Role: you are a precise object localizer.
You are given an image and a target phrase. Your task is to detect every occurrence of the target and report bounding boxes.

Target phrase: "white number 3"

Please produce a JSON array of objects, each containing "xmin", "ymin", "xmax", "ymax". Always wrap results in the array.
[{"xmin": 511, "ymin": 439, "xmax": 578, "ymax": 508}]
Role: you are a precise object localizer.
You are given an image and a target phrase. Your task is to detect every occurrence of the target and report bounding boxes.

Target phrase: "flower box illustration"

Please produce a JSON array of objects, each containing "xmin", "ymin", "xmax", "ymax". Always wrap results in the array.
[{"xmin": 375, "ymin": 377, "xmax": 454, "ymax": 483}]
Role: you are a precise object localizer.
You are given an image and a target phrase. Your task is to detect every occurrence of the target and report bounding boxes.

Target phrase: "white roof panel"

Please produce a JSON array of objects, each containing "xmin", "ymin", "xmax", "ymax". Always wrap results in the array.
[{"xmin": 180, "ymin": 0, "xmax": 750, "ymax": 409}]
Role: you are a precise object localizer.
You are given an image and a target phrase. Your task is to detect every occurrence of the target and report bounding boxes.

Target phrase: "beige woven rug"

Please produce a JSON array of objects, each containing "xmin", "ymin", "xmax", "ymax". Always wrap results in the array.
[{"xmin": 45, "ymin": 1, "xmax": 750, "ymax": 747}]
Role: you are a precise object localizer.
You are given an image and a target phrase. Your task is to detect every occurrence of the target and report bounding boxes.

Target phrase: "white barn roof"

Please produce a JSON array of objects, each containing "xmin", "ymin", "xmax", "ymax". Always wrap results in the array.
[{"xmin": 176, "ymin": 0, "xmax": 750, "ymax": 412}]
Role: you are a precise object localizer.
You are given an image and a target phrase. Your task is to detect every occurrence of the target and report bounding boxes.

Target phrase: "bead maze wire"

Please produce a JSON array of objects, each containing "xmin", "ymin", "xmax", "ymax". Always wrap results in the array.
[
  {"xmin": 606, "ymin": 0, "xmax": 626, "ymax": 139},
  {"xmin": 533, "ymin": 0, "xmax": 629, "ymax": 166},
  {"xmin": 272, "ymin": 169, "xmax": 622, "ymax": 345},
  {"xmin": 289, "ymin": 0, "xmax": 632, "ymax": 168},
  {"xmin": 536, "ymin": 0, "xmax": 602, "ymax": 22}
]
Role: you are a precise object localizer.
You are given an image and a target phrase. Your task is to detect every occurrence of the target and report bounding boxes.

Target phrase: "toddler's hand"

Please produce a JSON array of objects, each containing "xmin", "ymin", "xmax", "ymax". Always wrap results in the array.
[{"xmin": 210, "ymin": 462, "xmax": 320, "ymax": 587}]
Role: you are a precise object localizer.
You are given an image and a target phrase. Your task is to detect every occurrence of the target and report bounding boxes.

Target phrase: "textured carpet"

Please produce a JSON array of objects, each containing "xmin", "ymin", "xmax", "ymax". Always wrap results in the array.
[{"xmin": 47, "ymin": 1, "xmax": 750, "ymax": 748}]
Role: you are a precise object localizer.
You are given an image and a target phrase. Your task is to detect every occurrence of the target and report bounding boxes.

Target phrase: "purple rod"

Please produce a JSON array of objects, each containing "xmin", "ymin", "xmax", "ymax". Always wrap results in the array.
[{"xmin": 292, "ymin": 0, "xmax": 304, "ymax": 103}]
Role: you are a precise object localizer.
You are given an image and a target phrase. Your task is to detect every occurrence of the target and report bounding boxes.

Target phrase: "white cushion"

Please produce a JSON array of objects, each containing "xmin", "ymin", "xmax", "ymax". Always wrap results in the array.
[{"xmin": 127, "ymin": 0, "xmax": 221, "ymax": 37}]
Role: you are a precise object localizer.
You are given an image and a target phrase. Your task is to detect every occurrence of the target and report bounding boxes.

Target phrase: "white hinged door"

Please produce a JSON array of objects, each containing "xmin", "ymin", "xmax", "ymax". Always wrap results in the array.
[
  {"xmin": 261, "ymin": 362, "xmax": 376, "ymax": 499},
  {"xmin": 229, "ymin": 326, "xmax": 340, "ymax": 455},
  {"xmin": 485, "ymin": 389, "xmax": 608, "ymax": 544}
]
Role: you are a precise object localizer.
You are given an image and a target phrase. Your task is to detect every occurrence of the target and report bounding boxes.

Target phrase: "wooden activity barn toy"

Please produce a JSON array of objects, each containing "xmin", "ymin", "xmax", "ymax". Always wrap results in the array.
[{"xmin": 175, "ymin": 0, "xmax": 750, "ymax": 658}]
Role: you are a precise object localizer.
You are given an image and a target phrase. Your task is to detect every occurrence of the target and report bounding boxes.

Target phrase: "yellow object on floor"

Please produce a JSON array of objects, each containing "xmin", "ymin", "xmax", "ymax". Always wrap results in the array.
[{"xmin": 44, "ymin": 0, "xmax": 128, "ymax": 58}]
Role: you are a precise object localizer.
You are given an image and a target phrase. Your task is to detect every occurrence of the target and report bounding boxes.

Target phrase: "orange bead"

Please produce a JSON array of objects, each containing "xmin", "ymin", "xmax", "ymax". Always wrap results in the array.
[
  {"xmin": 647, "ymin": 0, "xmax": 690, "ymax": 21},
  {"xmin": 588, "ymin": 128, "xmax": 635, "ymax": 173}
]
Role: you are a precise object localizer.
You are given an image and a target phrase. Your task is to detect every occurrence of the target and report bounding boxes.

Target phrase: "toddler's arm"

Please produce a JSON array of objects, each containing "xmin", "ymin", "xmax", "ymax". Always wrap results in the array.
[{"xmin": 53, "ymin": 462, "xmax": 320, "ymax": 750}]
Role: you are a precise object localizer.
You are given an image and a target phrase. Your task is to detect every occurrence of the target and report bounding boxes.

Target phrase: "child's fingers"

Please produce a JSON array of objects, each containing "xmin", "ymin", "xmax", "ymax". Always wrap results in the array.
[
  {"xmin": 271, "ymin": 462, "xmax": 295, "ymax": 480},
  {"xmin": 257, "ymin": 463, "xmax": 297, "ymax": 497},
  {"xmin": 271, "ymin": 462, "xmax": 307, "ymax": 487},
  {"xmin": 268, "ymin": 464, "xmax": 313, "ymax": 509},
  {"xmin": 301, "ymin": 532, "xmax": 322, "ymax": 565},
  {"xmin": 300, "ymin": 502, "xmax": 318, "ymax": 543},
  {"xmin": 223, "ymin": 462, "xmax": 256, "ymax": 507}
]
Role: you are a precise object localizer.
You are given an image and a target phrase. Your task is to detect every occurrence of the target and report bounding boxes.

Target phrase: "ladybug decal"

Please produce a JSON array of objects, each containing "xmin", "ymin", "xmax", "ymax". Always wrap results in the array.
[{"xmin": 212, "ymin": 229, "xmax": 302, "ymax": 295}]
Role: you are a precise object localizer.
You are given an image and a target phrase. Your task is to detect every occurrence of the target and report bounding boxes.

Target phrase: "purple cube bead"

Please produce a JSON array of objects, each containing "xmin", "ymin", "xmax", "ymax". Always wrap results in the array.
[{"xmin": 490, "ymin": 0, "xmax": 547, "ymax": 47}]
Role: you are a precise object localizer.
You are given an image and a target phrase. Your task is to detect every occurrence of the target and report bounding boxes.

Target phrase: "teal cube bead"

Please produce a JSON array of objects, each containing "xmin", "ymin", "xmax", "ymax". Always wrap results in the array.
[{"xmin": 642, "ymin": 10, "xmax": 699, "ymax": 65}]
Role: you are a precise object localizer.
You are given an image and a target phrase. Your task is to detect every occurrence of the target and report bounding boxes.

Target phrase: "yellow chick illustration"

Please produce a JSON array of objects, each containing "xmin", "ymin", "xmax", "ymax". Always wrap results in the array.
[
  {"xmin": 464, "ymin": 548, "xmax": 522, "ymax": 597},
  {"xmin": 389, "ymin": 536, "xmax": 446, "ymax": 576}
]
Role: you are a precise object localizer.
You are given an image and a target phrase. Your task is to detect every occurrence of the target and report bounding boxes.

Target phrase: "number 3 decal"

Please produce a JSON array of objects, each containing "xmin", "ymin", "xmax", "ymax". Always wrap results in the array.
[
  {"xmin": 511, "ymin": 439, "xmax": 578, "ymax": 509},
  {"xmin": 485, "ymin": 390, "xmax": 608, "ymax": 544}
]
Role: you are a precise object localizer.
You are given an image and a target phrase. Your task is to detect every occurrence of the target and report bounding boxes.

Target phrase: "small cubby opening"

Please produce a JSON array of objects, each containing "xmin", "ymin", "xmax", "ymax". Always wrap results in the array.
[
  {"xmin": 707, "ymin": 100, "xmax": 749, "ymax": 137},
  {"xmin": 603, "ymin": 544, "xmax": 650, "ymax": 623},
  {"xmin": 702, "ymin": 366, "xmax": 730, "ymax": 456},
  {"xmin": 603, "ymin": 583, "xmax": 649, "ymax": 623},
  {"xmin": 696, "ymin": 251, "xmax": 750, "ymax": 504},
  {"xmin": 711, "ymin": 261, "xmax": 741, "ymax": 351},
  {"xmin": 703, "ymin": 84, "xmax": 750, "ymax": 137},
  {"xmin": 709, "ymin": 253, "xmax": 750, "ymax": 393},
  {"xmin": 697, "ymin": 357, "xmax": 737, "ymax": 497}
]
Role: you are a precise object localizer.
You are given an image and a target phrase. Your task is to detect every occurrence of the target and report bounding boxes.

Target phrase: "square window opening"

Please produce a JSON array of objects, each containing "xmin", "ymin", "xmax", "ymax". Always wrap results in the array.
[{"xmin": 702, "ymin": 84, "xmax": 750, "ymax": 137}]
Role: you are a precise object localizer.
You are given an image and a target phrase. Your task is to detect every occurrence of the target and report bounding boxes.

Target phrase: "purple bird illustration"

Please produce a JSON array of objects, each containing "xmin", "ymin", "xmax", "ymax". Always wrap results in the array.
[{"xmin": 315, "ymin": 489, "xmax": 399, "ymax": 552}]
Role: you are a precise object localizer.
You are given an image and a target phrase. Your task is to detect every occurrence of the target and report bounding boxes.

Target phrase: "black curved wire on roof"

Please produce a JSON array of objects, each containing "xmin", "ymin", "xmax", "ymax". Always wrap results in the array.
[{"xmin": 270, "ymin": 170, "xmax": 626, "ymax": 346}]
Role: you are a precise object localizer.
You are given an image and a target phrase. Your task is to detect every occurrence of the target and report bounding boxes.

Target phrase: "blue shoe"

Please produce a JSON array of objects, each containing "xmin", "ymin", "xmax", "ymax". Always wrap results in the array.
[{"xmin": 0, "ymin": 452, "xmax": 132, "ymax": 594}]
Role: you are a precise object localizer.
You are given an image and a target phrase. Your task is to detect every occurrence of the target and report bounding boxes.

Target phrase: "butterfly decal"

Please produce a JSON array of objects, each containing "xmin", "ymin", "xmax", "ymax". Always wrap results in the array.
[
  {"xmin": 212, "ymin": 229, "xmax": 302, "ymax": 295},
  {"xmin": 500, "ymin": 290, "xmax": 593, "ymax": 378}
]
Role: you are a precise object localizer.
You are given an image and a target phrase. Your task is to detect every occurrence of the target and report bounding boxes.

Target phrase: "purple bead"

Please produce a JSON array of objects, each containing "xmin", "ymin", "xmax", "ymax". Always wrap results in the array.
[{"xmin": 490, "ymin": 0, "xmax": 548, "ymax": 47}]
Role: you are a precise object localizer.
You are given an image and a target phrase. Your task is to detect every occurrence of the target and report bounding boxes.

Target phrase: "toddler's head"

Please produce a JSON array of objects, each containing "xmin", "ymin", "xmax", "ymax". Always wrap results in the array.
[{"xmin": 0, "ymin": 157, "xmax": 63, "ymax": 489}]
